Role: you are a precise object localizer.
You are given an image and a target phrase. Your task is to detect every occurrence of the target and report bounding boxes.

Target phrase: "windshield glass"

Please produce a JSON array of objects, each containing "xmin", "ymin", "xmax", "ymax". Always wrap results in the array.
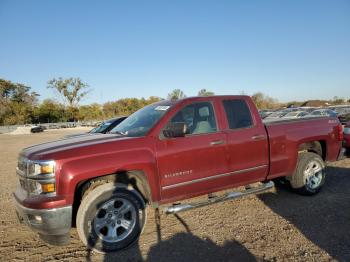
[{"xmin": 110, "ymin": 102, "xmax": 173, "ymax": 137}]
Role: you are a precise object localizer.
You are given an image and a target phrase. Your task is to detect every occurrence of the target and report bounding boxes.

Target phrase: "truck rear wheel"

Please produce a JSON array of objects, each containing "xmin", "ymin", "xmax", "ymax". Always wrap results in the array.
[
  {"xmin": 289, "ymin": 152, "xmax": 326, "ymax": 195},
  {"xmin": 76, "ymin": 182, "xmax": 146, "ymax": 253}
]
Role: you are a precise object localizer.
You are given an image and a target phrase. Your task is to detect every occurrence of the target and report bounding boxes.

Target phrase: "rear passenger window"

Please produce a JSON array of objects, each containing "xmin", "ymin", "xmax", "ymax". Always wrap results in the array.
[{"xmin": 223, "ymin": 99, "xmax": 253, "ymax": 129}]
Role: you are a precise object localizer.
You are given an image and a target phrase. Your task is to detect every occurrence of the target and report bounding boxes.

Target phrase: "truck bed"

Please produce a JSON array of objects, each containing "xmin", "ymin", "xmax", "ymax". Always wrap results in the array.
[{"xmin": 263, "ymin": 116, "xmax": 341, "ymax": 180}]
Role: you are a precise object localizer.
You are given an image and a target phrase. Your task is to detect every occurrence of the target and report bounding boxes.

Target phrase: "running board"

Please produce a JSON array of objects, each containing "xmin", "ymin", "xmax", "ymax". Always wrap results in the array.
[{"xmin": 164, "ymin": 181, "xmax": 274, "ymax": 214}]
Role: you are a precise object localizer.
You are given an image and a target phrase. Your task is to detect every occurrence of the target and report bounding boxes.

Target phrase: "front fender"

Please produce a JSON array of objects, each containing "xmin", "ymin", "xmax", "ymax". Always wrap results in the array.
[{"xmin": 56, "ymin": 147, "xmax": 159, "ymax": 205}]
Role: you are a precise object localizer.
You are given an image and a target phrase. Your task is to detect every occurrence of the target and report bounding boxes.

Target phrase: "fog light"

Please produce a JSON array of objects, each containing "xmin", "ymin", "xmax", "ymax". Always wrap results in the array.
[
  {"xmin": 41, "ymin": 183, "xmax": 55, "ymax": 193},
  {"xmin": 34, "ymin": 215, "xmax": 42, "ymax": 222}
]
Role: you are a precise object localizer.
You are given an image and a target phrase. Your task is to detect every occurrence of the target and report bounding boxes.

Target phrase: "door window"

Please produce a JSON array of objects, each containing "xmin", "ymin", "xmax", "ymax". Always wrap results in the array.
[
  {"xmin": 169, "ymin": 102, "xmax": 217, "ymax": 135},
  {"xmin": 223, "ymin": 99, "xmax": 253, "ymax": 129}
]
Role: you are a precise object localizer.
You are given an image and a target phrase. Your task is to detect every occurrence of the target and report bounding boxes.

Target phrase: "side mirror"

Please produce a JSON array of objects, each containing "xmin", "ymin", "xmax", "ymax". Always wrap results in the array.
[{"xmin": 163, "ymin": 122, "xmax": 187, "ymax": 138}]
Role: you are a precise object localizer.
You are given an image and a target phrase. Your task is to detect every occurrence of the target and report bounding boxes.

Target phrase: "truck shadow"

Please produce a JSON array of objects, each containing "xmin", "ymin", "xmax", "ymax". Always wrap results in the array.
[
  {"xmin": 259, "ymin": 165, "xmax": 350, "ymax": 262},
  {"xmin": 86, "ymin": 211, "xmax": 258, "ymax": 262}
]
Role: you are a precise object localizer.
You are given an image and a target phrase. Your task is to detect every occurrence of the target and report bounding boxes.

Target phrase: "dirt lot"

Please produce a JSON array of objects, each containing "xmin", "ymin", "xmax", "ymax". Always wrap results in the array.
[{"xmin": 0, "ymin": 129, "xmax": 349, "ymax": 262}]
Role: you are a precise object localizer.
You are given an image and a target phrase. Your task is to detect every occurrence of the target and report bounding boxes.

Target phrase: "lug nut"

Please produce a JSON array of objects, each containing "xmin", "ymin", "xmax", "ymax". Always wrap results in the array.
[
  {"xmin": 108, "ymin": 214, "xmax": 112, "ymax": 218},
  {"xmin": 117, "ymin": 220, "xmax": 121, "ymax": 224},
  {"xmin": 114, "ymin": 211, "xmax": 118, "ymax": 214}
]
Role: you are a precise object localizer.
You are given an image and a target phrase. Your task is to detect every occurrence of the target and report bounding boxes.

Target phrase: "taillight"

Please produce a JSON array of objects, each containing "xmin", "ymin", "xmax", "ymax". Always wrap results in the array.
[{"xmin": 337, "ymin": 124, "xmax": 343, "ymax": 141}]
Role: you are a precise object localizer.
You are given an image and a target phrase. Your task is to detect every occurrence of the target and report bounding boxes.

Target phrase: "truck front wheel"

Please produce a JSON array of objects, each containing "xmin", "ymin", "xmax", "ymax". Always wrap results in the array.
[
  {"xmin": 289, "ymin": 152, "xmax": 326, "ymax": 195},
  {"xmin": 76, "ymin": 182, "xmax": 147, "ymax": 253}
]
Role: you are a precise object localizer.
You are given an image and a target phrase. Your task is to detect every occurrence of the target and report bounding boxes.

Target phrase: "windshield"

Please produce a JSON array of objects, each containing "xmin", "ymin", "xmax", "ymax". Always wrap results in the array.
[{"xmin": 110, "ymin": 102, "xmax": 173, "ymax": 137}]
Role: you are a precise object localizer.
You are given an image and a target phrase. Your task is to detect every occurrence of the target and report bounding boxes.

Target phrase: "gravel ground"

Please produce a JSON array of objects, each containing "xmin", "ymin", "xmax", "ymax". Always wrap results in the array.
[{"xmin": 0, "ymin": 129, "xmax": 349, "ymax": 262}]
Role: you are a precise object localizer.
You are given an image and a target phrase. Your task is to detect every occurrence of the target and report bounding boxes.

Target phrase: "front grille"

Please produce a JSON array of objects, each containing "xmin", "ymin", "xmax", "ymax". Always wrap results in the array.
[
  {"xmin": 17, "ymin": 157, "xmax": 27, "ymax": 175},
  {"xmin": 19, "ymin": 177, "xmax": 27, "ymax": 191}
]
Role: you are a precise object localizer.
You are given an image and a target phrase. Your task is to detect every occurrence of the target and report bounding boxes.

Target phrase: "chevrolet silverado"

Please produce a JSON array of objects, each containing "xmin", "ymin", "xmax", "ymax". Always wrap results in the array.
[{"xmin": 13, "ymin": 95, "xmax": 345, "ymax": 253}]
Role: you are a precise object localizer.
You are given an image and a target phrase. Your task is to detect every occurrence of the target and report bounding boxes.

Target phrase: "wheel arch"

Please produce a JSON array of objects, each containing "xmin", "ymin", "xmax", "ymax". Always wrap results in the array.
[
  {"xmin": 72, "ymin": 170, "xmax": 153, "ymax": 227},
  {"xmin": 298, "ymin": 140, "xmax": 326, "ymax": 160}
]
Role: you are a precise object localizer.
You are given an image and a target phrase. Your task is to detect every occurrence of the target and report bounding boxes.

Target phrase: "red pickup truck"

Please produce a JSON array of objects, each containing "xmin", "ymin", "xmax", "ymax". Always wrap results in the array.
[{"xmin": 13, "ymin": 95, "xmax": 345, "ymax": 253}]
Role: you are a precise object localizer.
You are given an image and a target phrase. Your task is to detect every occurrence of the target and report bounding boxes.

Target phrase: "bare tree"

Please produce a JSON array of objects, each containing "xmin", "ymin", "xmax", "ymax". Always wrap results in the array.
[{"xmin": 47, "ymin": 77, "xmax": 90, "ymax": 107}]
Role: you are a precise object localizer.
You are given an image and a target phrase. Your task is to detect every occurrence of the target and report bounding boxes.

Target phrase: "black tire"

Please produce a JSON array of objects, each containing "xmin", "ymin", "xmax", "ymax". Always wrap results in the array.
[
  {"xmin": 289, "ymin": 152, "xmax": 326, "ymax": 195},
  {"xmin": 76, "ymin": 182, "xmax": 147, "ymax": 253}
]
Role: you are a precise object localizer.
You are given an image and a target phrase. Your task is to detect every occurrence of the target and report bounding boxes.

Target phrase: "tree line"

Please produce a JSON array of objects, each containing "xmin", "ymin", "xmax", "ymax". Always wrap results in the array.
[
  {"xmin": 1, "ymin": 77, "xmax": 348, "ymax": 125},
  {"xmin": 0, "ymin": 78, "xmax": 219, "ymax": 125}
]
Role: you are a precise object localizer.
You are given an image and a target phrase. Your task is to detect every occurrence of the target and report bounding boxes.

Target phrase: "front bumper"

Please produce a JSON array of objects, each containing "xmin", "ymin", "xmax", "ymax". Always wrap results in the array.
[
  {"xmin": 344, "ymin": 134, "xmax": 350, "ymax": 148},
  {"xmin": 13, "ymin": 195, "xmax": 72, "ymax": 236},
  {"xmin": 337, "ymin": 147, "xmax": 347, "ymax": 161}
]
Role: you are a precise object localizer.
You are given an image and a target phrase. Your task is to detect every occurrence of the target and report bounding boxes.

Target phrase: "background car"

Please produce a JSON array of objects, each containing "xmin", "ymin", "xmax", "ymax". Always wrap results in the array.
[
  {"xmin": 259, "ymin": 110, "xmax": 274, "ymax": 119},
  {"xmin": 264, "ymin": 109, "xmax": 295, "ymax": 120},
  {"xmin": 282, "ymin": 111, "xmax": 310, "ymax": 119},
  {"xmin": 89, "ymin": 117, "xmax": 127, "ymax": 134},
  {"xmin": 311, "ymin": 109, "xmax": 338, "ymax": 118},
  {"xmin": 338, "ymin": 112, "xmax": 350, "ymax": 125},
  {"xmin": 30, "ymin": 125, "xmax": 44, "ymax": 133},
  {"xmin": 64, "ymin": 116, "xmax": 127, "ymax": 138}
]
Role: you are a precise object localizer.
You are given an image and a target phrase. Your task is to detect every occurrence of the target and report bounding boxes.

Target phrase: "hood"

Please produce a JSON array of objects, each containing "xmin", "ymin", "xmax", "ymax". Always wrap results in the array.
[
  {"xmin": 63, "ymin": 132, "xmax": 94, "ymax": 139},
  {"xmin": 21, "ymin": 133, "xmax": 132, "ymax": 160}
]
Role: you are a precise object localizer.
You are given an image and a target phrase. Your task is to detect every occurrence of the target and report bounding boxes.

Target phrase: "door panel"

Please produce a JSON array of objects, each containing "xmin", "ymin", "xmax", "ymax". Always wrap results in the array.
[
  {"xmin": 156, "ymin": 132, "xmax": 228, "ymax": 200},
  {"xmin": 221, "ymin": 99, "xmax": 269, "ymax": 185},
  {"xmin": 156, "ymin": 101, "xmax": 228, "ymax": 201},
  {"xmin": 225, "ymin": 127, "xmax": 269, "ymax": 184}
]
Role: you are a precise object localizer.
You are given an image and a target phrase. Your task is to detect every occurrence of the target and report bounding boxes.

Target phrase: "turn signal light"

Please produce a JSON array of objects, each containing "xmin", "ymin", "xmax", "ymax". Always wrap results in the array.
[
  {"xmin": 41, "ymin": 183, "xmax": 55, "ymax": 193},
  {"xmin": 41, "ymin": 165, "xmax": 54, "ymax": 174}
]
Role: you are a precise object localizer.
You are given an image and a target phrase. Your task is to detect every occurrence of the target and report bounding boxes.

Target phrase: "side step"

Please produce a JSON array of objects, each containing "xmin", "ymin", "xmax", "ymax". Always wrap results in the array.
[{"xmin": 164, "ymin": 181, "xmax": 274, "ymax": 214}]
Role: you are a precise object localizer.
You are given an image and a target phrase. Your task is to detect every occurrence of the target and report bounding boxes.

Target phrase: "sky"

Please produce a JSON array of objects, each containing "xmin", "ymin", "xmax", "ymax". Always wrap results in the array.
[{"xmin": 0, "ymin": 0, "xmax": 349, "ymax": 104}]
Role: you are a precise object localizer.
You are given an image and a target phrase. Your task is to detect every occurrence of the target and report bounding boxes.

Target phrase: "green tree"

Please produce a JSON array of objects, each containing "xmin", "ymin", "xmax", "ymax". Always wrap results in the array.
[
  {"xmin": 198, "ymin": 89, "xmax": 215, "ymax": 96},
  {"xmin": 102, "ymin": 96, "xmax": 162, "ymax": 119},
  {"xmin": 78, "ymin": 103, "xmax": 103, "ymax": 121},
  {"xmin": 251, "ymin": 92, "xmax": 279, "ymax": 109},
  {"xmin": 167, "ymin": 89, "xmax": 186, "ymax": 100},
  {"xmin": 146, "ymin": 96, "xmax": 163, "ymax": 104},
  {"xmin": 0, "ymin": 78, "xmax": 39, "ymax": 124},
  {"xmin": 33, "ymin": 99, "xmax": 65, "ymax": 123}
]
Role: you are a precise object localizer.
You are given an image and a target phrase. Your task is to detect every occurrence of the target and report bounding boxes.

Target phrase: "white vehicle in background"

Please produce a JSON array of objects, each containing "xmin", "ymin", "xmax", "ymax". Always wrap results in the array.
[
  {"xmin": 264, "ymin": 108, "xmax": 298, "ymax": 120},
  {"xmin": 282, "ymin": 111, "xmax": 310, "ymax": 119}
]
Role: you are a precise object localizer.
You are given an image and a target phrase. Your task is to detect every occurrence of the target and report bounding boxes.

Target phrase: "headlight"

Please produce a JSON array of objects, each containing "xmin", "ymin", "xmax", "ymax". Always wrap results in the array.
[
  {"xmin": 344, "ymin": 127, "xmax": 350, "ymax": 135},
  {"xmin": 27, "ymin": 160, "xmax": 55, "ymax": 178},
  {"xmin": 26, "ymin": 180, "xmax": 56, "ymax": 195},
  {"xmin": 19, "ymin": 160, "xmax": 56, "ymax": 196}
]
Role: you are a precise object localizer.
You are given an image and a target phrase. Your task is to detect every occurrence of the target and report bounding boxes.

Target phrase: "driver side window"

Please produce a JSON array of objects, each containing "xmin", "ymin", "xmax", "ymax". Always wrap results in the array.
[{"xmin": 170, "ymin": 102, "xmax": 217, "ymax": 135}]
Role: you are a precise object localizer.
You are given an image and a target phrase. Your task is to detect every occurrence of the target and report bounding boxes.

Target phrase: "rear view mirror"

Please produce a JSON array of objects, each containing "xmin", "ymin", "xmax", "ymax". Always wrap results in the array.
[{"xmin": 163, "ymin": 122, "xmax": 187, "ymax": 138}]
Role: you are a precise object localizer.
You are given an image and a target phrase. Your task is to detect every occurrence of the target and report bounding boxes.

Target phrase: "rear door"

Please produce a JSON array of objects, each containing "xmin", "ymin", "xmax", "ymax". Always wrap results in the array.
[
  {"xmin": 221, "ymin": 98, "xmax": 269, "ymax": 185},
  {"xmin": 156, "ymin": 100, "xmax": 228, "ymax": 201}
]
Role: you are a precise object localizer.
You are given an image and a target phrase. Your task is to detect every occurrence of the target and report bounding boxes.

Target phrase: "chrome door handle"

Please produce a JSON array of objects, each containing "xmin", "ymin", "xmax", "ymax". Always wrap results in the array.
[
  {"xmin": 210, "ymin": 140, "xmax": 225, "ymax": 146},
  {"xmin": 251, "ymin": 134, "xmax": 265, "ymax": 140}
]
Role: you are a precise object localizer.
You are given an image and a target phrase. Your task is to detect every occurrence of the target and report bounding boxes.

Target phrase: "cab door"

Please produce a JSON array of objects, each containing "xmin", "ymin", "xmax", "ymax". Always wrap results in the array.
[
  {"xmin": 156, "ymin": 101, "xmax": 228, "ymax": 201},
  {"xmin": 221, "ymin": 98, "xmax": 269, "ymax": 185}
]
